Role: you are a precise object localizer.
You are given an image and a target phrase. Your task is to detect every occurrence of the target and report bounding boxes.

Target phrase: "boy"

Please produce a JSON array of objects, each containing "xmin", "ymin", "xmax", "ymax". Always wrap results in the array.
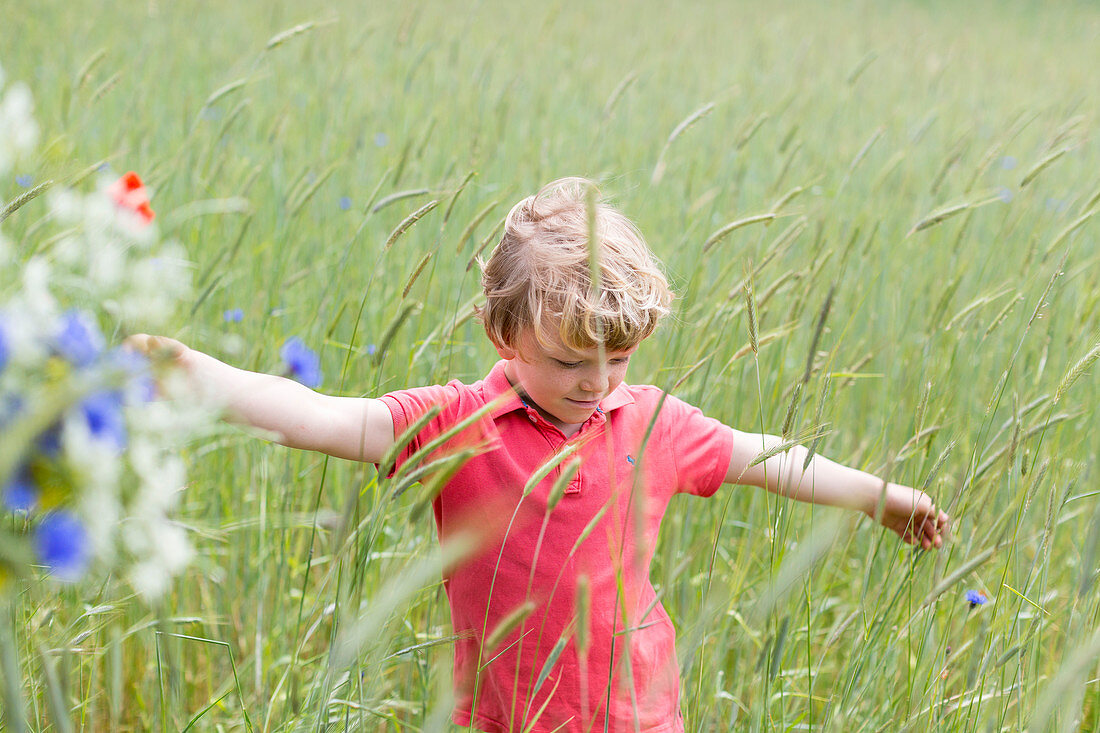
[{"xmin": 130, "ymin": 178, "xmax": 948, "ymax": 732}]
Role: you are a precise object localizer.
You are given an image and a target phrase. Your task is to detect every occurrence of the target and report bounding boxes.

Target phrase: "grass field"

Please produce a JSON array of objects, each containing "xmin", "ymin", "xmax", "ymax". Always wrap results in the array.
[{"xmin": 6, "ymin": 0, "xmax": 1100, "ymax": 729}]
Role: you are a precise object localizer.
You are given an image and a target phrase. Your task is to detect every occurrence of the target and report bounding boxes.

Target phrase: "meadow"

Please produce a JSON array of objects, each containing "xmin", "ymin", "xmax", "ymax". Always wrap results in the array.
[{"xmin": 5, "ymin": 0, "xmax": 1100, "ymax": 729}]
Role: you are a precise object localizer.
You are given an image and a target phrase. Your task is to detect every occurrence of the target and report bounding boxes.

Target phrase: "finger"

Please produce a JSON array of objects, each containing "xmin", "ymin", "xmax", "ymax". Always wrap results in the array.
[
  {"xmin": 926, "ymin": 517, "xmax": 948, "ymax": 548},
  {"xmin": 923, "ymin": 520, "xmax": 941, "ymax": 548},
  {"xmin": 122, "ymin": 333, "xmax": 149, "ymax": 352}
]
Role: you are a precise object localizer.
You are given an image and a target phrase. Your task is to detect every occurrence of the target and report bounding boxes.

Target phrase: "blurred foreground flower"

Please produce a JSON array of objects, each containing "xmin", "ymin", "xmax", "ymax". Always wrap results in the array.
[
  {"xmin": 0, "ymin": 63, "xmax": 39, "ymax": 176},
  {"xmin": 0, "ymin": 320, "xmax": 8, "ymax": 372},
  {"xmin": 0, "ymin": 60, "xmax": 216, "ymax": 731},
  {"xmin": 2, "ymin": 466, "xmax": 36, "ymax": 512},
  {"xmin": 281, "ymin": 336, "xmax": 322, "ymax": 388},
  {"xmin": 966, "ymin": 590, "xmax": 988, "ymax": 608},
  {"xmin": 34, "ymin": 511, "xmax": 90, "ymax": 582},
  {"xmin": 1, "ymin": 66, "xmax": 209, "ymax": 603},
  {"xmin": 55, "ymin": 310, "xmax": 104, "ymax": 367},
  {"xmin": 107, "ymin": 171, "xmax": 155, "ymax": 224}
]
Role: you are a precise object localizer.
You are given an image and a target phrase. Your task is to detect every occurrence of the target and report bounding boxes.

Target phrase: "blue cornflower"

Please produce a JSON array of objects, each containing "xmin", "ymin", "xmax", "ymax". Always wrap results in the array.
[
  {"xmin": 80, "ymin": 391, "xmax": 127, "ymax": 451},
  {"xmin": 339, "ymin": 196, "xmax": 352, "ymax": 211},
  {"xmin": 2, "ymin": 465, "xmax": 38, "ymax": 512},
  {"xmin": 999, "ymin": 156, "xmax": 1017, "ymax": 170},
  {"xmin": 55, "ymin": 311, "xmax": 104, "ymax": 368},
  {"xmin": 0, "ymin": 319, "xmax": 9, "ymax": 373},
  {"xmin": 996, "ymin": 187, "xmax": 1013, "ymax": 204},
  {"xmin": 365, "ymin": 343, "xmax": 377, "ymax": 356},
  {"xmin": 108, "ymin": 348, "xmax": 155, "ymax": 403},
  {"xmin": 374, "ymin": 132, "xmax": 389, "ymax": 147},
  {"xmin": 223, "ymin": 308, "xmax": 244, "ymax": 323},
  {"xmin": 37, "ymin": 423, "xmax": 63, "ymax": 457},
  {"xmin": 15, "ymin": 174, "xmax": 33, "ymax": 188},
  {"xmin": 965, "ymin": 590, "xmax": 987, "ymax": 608},
  {"xmin": 34, "ymin": 511, "xmax": 90, "ymax": 582},
  {"xmin": 0, "ymin": 393, "xmax": 22, "ymax": 427},
  {"xmin": 280, "ymin": 337, "xmax": 322, "ymax": 388}
]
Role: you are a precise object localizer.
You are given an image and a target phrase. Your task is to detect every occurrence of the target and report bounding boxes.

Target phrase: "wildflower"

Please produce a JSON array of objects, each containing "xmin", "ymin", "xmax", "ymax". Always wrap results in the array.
[
  {"xmin": 2, "ymin": 465, "xmax": 37, "ymax": 512},
  {"xmin": 223, "ymin": 308, "xmax": 244, "ymax": 323},
  {"xmin": 107, "ymin": 171, "xmax": 155, "ymax": 224},
  {"xmin": 54, "ymin": 310, "xmax": 104, "ymax": 367},
  {"xmin": 999, "ymin": 155, "xmax": 1017, "ymax": 170},
  {"xmin": 996, "ymin": 187, "xmax": 1013, "ymax": 203},
  {"xmin": 0, "ymin": 318, "xmax": 8, "ymax": 372},
  {"xmin": 80, "ymin": 390, "xmax": 127, "ymax": 451},
  {"xmin": 15, "ymin": 173, "xmax": 32, "ymax": 188},
  {"xmin": 280, "ymin": 337, "xmax": 322, "ymax": 388},
  {"xmin": 0, "ymin": 393, "xmax": 21, "ymax": 425},
  {"xmin": 965, "ymin": 589, "xmax": 987, "ymax": 608},
  {"xmin": 129, "ymin": 523, "xmax": 193, "ymax": 598},
  {"xmin": 0, "ymin": 79, "xmax": 39, "ymax": 176},
  {"xmin": 374, "ymin": 132, "xmax": 389, "ymax": 147},
  {"xmin": 339, "ymin": 196, "xmax": 352, "ymax": 211},
  {"xmin": 34, "ymin": 511, "xmax": 90, "ymax": 582},
  {"xmin": 37, "ymin": 423, "xmax": 62, "ymax": 457},
  {"xmin": 108, "ymin": 348, "xmax": 155, "ymax": 403},
  {"xmin": 365, "ymin": 343, "xmax": 377, "ymax": 356}
]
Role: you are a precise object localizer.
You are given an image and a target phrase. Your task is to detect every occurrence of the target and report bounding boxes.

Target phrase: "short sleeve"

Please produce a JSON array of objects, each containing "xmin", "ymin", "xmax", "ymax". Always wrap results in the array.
[
  {"xmin": 661, "ymin": 394, "xmax": 733, "ymax": 498},
  {"xmin": 378, "ymin": 383, "xmax": 465, "ymax": 476}
]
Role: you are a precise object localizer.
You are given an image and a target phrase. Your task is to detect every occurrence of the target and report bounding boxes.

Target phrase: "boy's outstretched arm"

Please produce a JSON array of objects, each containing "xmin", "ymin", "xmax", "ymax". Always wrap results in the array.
[
  {"xmin": 724, "ymin": 428, "xmax": 950, "ymax": 550},
  {"xmin": 126, "ymin": 335, "xmax": 396, "ymax": 463}
]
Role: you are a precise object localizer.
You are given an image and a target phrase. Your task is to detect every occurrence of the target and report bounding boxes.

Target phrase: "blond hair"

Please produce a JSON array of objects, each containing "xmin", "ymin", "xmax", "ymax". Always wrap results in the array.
[{"xmin": 480, "ymin": 178, "xmax": 673, "ymax": 352}]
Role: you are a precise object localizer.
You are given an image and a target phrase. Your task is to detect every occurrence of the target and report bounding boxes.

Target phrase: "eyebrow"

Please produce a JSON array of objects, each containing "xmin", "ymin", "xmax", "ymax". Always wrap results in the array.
[{"xmin": 548, "ymin": 347, "xmax": 635, "ymax": 360}]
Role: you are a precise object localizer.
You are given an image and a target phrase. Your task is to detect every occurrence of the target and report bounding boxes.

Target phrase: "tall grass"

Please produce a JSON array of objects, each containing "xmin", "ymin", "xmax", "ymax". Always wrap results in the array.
[{"xmin": 5, "ymin": 0, "xmax": 1100, "ymax": 729}]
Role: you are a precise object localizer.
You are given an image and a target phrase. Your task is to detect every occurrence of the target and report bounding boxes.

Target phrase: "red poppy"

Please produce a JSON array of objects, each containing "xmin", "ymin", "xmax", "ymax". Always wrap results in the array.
[{"xmin": 108, "ymin": 171, "xmax": 155, "ymax": 224}]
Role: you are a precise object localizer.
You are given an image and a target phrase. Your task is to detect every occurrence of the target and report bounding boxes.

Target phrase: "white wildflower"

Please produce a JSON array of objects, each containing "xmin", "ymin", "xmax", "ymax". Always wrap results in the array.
[
  {"xmin": 2, "ymin": 302, "xmax": 49, "ymax": 367},
  {"xmin": 20, "ymin": 257, "xmax": 57, "ymax": 322},
  {"xmin": 0, "ymin": 80, "xmax": 38, "ymax": 176},
  {"xmin": 129, "ymin": 524, "xmax": 193, "ymax": 601}
]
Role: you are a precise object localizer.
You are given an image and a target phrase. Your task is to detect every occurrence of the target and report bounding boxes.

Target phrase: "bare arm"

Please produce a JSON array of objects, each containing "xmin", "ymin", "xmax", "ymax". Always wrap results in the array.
[
  {"xmin": 128, "ymin": 335, "xmax": 395, "ymax": 463},
  {"xmin": 725, "ymin": 427, "xmax": 949, "ymax": 549}
]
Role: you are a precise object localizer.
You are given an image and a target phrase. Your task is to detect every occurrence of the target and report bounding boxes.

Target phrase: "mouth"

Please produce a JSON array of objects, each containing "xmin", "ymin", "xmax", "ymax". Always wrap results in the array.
[{"xmin": 566, "ymin": 398, "xmax": 601, "ymax": 409}]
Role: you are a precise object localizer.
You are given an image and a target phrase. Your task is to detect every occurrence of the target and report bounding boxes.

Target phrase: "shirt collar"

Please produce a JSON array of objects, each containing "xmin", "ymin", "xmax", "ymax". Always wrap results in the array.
[{"xmin": 481, "ymin": 360, "xmax": 635, "ymax": 421}]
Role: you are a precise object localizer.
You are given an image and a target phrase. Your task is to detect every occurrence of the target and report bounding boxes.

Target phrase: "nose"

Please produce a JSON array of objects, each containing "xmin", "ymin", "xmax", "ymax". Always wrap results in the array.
[{"xmin": 578, "ymin": 367, "xmax": 607, "ymax": 395}]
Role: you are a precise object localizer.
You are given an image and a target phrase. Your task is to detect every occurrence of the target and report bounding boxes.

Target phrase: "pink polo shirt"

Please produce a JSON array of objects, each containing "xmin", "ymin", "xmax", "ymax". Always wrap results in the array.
[{"xmin": 380, "ymin": 361, "xmax": 733, "ymax": 732}]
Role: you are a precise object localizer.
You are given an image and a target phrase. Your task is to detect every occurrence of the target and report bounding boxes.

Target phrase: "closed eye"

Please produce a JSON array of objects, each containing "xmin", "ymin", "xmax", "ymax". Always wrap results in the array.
[{"xmin": 554, "ymin": 359, "xmax": 581, "ymax": 368}]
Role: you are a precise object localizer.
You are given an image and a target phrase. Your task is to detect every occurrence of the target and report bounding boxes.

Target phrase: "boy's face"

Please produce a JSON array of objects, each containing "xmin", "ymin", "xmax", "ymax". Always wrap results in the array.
[{"xmin": 495, "ymin": 327, "xmax": 637, "ymax": 435}]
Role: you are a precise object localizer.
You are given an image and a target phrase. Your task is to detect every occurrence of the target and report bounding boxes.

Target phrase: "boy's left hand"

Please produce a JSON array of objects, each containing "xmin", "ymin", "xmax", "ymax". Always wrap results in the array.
[{"xmin": 873, "ymin": 483, "xmax": 950, "ymax": 550}]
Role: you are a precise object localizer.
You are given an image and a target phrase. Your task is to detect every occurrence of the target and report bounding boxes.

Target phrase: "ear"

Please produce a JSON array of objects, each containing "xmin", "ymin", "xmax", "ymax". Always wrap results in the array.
[
  {"xmin": 486, "ymin": 323, "xmax": 523, "ymax": 361},
  {"xmin": 493, "ymin": 339, "xmax": 518, "ymax": 360}
]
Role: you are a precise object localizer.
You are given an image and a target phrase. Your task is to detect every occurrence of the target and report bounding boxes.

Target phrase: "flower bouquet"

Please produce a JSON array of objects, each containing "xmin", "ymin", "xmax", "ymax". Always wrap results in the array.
[{"xmin": 0, "ymin": 62, "xmax": 209, "ymax": 728}]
